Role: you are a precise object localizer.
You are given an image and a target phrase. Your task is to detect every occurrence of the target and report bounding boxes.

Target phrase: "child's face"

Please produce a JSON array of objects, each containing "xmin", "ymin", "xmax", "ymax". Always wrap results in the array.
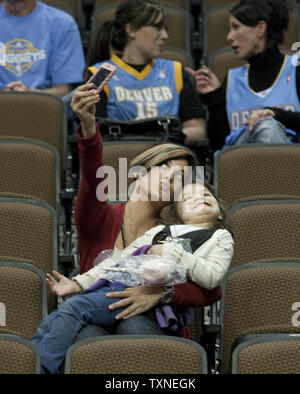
[{"xmin": 177, "ymin": 184, "xmax": 221, "ymax": 227}]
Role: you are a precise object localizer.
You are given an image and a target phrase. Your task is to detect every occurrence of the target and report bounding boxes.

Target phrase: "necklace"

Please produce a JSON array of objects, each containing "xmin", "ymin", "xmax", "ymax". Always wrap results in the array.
[{"xmin": 121, "ymin": 223, "xmax": 128, "ymax": 248}]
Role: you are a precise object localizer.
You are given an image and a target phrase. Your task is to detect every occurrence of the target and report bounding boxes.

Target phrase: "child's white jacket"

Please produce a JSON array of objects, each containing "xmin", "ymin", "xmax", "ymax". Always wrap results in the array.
[{"xmin": 73, "ymin": 225, "xmax": 234, "ymax": 291}]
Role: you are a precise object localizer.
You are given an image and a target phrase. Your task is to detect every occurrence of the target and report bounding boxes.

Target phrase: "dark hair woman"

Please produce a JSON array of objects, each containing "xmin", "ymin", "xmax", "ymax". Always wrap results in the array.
[{"xmin": 186, "ymin": 0, "xmax": 300, "ymax": 151}]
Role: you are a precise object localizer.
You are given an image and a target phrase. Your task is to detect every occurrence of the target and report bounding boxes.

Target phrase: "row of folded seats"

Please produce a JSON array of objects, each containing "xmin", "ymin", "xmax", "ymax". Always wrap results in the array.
[
  {"xmin": 1, "ymin": 332, "xmax": 300, "ymax": 374},
  {"xmin": 1, "ymin": 90, "xmax": 300, "ymax": 373}
]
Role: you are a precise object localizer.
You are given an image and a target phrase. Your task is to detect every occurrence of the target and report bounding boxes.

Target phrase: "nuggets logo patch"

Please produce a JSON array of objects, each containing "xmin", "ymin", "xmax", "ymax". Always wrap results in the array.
[{"xmin": 4, "ymin": 39, "xmax": 46, "ymax": 75}]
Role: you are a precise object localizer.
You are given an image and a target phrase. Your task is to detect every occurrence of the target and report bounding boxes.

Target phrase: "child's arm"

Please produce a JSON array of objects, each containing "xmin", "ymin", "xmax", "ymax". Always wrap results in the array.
[
  {"xmin": 161, "ymin": 230, "xmax": 234, "ymax": 290},
  {"xmin": 46, "ymin": 271, "xmax": 83, "ymax": 296},
  {"xmin": 72, "ymin": 225, "xmax": 166, "ymax": 289}
]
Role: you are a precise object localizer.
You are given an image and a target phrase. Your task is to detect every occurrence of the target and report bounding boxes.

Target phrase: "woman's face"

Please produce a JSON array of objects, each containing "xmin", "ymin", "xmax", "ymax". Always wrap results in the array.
[
  {"xmin": 136, "ymin": 158, "xmax": 189, "ymax": 204},
  {"xmin": 227, "ymin": 15, "xmax": 266, "ymax": 60},
  {"xmin": 177, "ymin": 184, "xmax": 221, "ymax": 227},
  {"xmin": 129, "ymin": 16, "xmax": 169, "ymax": 61}
]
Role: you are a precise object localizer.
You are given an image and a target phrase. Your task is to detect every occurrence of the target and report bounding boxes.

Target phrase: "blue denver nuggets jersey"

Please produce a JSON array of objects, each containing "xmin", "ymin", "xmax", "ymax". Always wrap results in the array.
[
  {"xmin": 89, "ymin": 54, "xmax": 183, "ymax": 120},
  {"xmin": 226, "ymin": 55, "xmax": 300, "ymax": 132},
  {"xmin": 0, "ymin": 2, "xmax": 85, "ymax": 90}
]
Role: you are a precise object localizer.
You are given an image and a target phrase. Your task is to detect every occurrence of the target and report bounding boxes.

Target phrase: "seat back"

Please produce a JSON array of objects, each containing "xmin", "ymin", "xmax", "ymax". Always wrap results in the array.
[
  {"xmin": 0, "ymin": 198, "xmax": 58, "ymax": 311},
  {"xmin": 0, "ymin": 334, "xmax": 40, "ymax": 374},
  {"xmin": 0, "ymin": 91, "xmax": 67, "ymax": 183},
  {"xmin": 65, "ymin": 335, "xmax": 208, "ymax": 374},
  {"xmin": 203, "ymin": 4, "xmax": 233, "ymax": 62},
  {"xmin": 0, "ymin": 138, "xmax": 60, "ymax": 211},
  {"xmin": 228, "ymin": 201, "xmax": 300, "ymax": 268},
  {"xmin": 43, "ymin": 0, "xmax": 85, "ymax": 30},
  {"xmin": 94, "ymin": 0, "xmax": 189, "ymax": 7},
  {"xmin": 202, "ymin": 0, "xmax": 237, "ymax": 11},
  {"xmin": 207, "ymin": 47, "xmax": 245, "ymax": 83},
  {"xmin": 232, "ymin": 333, "xmax": 300, "ymax": 374},
  {"xmin": 161, "ymin": 46, "xmax": 193, "ymax": 68},
  {"xmin": 214, "ymin": 144, "xmax": 300, "ymax": 208},
  {"xmin": 282, "ymin": 7, "xmax": 300, "ymax": 48},
  {"xmin": 0, "ymin": 262, "xmax": 47, "ymax": 339},
  {"xmin": 220, "ymin": 263, "xmax": 300, "ymax": 374}
]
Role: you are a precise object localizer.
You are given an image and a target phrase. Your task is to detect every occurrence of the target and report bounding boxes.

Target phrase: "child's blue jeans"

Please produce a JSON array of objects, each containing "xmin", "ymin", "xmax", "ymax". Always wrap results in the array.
[{"xmin": 31, "ymin": 284, "xmax": 130, "ymax": 374}]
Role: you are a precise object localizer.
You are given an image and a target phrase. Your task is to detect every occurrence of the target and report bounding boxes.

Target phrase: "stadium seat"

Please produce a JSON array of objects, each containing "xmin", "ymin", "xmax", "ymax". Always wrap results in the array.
[
  {"xmin": 202, "ymin": 4, "xmax": 234, "ymax": 63},
  {"xmin": 0, "ymin": 92, "xmax": 75, "ymax": 273},
  {"xmin": 0, "ymin": 262, "xmax": 47, "ymax": 339},
  {"xmin": 228, "ymin": 200, "xmax": 300, "ymax": 268},
  {"xmin": 0, "ymin": 334, "xmax": 40, "ymax": 374},
  {"xmin": 282, "ymin": 5, "xmax": 300, "ymax": 48},
  {"xmin": 202, "ymin": 0, "xmax": 237, "ymax": 12},
  {"xmin": 0, "ymin": 138, "xmax": 60, "ymax": 212},
  {"xmin": 0, "ymin": 198, "xmax": 58, "ymax": 311},
  {"xmin": 64, "ymin": 335, "xmax": 208, "ymax": 374},
  {"xmin": 0, "ymin": 91, "xmax": 67, "ymax": 183},
  {"xmin": 43, "ymin": 0, "xmax": 85, "ymax": 31},
  {"xmin": 220, "ymin": 262, "xmax": 300, "ymax": 373},
  {"xmin": 232, "ymin": 333, "xmax": 300, "ymax": 374},
  {"xmin": 213, "ymin": 144, "xmax": 300, "ymax": 208},
  {"xmin": 207, "ymin": 46, "xmax": 245, "ymax": 83},
  {"xmin": 94, "ymin": 0, "xmax": 190, "ymax": 11},
  {"xmin": 161, "ymin": 46, "xmax": 194, "ymax": 68}
]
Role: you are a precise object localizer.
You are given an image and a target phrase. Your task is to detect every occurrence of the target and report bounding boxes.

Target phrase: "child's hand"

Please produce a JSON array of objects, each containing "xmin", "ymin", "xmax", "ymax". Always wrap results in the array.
[
  {"xmin": 46, "ymin": 271, "xmax": 82, "ymax": 296},
  {"xmin": 147, "ymin": 244, "xmax": 163, "ymax": 256}
]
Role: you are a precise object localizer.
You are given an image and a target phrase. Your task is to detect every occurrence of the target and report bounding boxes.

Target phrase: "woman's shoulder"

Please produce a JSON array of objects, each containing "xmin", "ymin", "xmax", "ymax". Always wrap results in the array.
[{"xmin": 212, "ymin": 228, "xmax": 234, "ymax": 242}]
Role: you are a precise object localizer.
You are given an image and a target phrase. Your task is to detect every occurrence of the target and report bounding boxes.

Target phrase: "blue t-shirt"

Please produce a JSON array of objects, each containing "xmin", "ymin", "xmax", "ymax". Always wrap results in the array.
[
  {"xmin": 0, "ymin": 1, "xmax": 85, "ymax": 89},
  {"xmin": 88, "ymin": 54, "xmax": 182, "ymax": 120}
]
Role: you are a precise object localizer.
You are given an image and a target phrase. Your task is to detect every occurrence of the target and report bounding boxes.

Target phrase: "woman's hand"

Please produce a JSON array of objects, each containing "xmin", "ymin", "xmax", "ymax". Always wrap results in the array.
[
  {"xmin": 46, "ymin": 271, "xmax": 82, "ymax": 296},
  {"xmin": 5, "ymin": 80, "xmax": 28, "ymax": 92},
  {"xmin": 106, "ymin": 286, "xmax": 164, "ymax": 320},
  {"xmin": 70, "ymin": 83, "xmax": 100, "ymax": 138},
  {"xmin": 185, "ymin": 65, "xmax": 221, "ymax": 95},
  {"xmin": 245, "ymin": 109, "xmax": 276, "ymax": 131}
]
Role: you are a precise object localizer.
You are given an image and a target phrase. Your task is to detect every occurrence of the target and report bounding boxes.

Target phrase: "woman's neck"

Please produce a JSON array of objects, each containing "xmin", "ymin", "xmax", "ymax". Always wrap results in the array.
[
  {"xmin": 4, "ymin": 0, "xmax": 37, "ymax": 16},
  {"xmin": 123, "ymin": 200, "xmax": 164, "ymax": 243},
  {"xmin": 121, "ymin": 45, "xmax": 151, "ymax": 66}
]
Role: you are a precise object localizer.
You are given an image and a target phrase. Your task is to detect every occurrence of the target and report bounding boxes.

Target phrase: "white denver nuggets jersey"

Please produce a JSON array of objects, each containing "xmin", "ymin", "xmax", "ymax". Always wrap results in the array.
[
  {"xmin": 89, "ymin": 54, "xmax": 183, "ymax": 120},
  {"xmin": 226, "ymin": 55, "xmax": 300, "ymax": 132}
]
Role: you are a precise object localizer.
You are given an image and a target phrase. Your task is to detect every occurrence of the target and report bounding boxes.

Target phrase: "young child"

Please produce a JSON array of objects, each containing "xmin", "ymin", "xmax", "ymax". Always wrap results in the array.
[{"xmin": 31, "ymin": 183, "xmax": 234, "ymax": 374}]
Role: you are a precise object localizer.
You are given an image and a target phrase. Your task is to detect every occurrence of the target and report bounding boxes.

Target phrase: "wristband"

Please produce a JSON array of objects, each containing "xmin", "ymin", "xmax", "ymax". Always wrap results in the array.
[{"xmin": 160, "ymin": 285, "xmax": 174, "ymax": 304}]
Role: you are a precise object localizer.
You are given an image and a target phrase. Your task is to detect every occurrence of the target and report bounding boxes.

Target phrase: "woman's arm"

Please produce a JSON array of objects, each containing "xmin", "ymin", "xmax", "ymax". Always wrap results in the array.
[
  {"xmin": 71, "ymin": 84, "xmax": 113, "ymax": 237},
  {"xmin": 106, "ymin": 280, "xmax": 223, "ymax": 320},
  {"xmin": 268, "ymin": 107, "xmax": 300, "ymax": 133}
]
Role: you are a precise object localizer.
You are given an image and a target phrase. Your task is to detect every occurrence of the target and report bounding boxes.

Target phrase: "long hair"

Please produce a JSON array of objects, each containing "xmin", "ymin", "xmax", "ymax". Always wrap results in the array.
[{"xmin": 230, "ymin": 0, "xmax": 290, "ymax": 46}]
